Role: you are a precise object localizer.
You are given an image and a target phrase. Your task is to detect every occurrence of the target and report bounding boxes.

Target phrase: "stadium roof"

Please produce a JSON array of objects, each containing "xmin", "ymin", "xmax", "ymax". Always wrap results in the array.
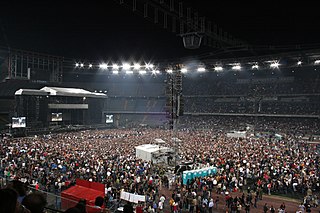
[{"xmin": 1, "ymin": 1, "xmax": 320, "ymax": 61}]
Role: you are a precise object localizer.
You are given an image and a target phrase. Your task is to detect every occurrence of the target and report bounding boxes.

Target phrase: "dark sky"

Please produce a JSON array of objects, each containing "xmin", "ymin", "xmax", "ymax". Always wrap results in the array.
[{"xmin": 1, "ymin": 0, "xmax": 320, "ymax": 61}]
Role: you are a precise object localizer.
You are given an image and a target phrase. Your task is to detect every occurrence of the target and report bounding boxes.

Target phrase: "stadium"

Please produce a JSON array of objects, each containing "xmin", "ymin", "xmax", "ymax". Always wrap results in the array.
[{"xmin": 0, "ymin": 1, "xmax": 319, "ymax": 213}]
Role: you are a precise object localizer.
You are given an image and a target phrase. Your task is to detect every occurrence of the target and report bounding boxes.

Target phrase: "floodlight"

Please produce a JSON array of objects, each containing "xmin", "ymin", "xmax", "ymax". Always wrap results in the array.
[
  {"xmin": 112, "ymin": 70, "xmax": 119, "ymax": 74},
  {"xmin": 252, "ymin": 64, "xmax": 259, "ymax": 69},
  {"xmin": 297, "ymin": 61, "xmax": 302, "ymax": 65},
  {"xmin": 232, "ymin": 65, "xmax": 241, "ymax": 70},
  {"xmin": 126, "ymin": 70, "xmax": 133, "ymax": 74},
  {"xmin": 270, "ymin": 62, "xmax": 279, "ymax": 68},
  {"xmin": 88, "ymin": 64, "xmax": 93, "ymax": 68},
  {"xmin": 75, "ymin": 63, "xmax": 79, "ymax": 67},
  {"xmin": 214, "ymin": 66, "xmax": 223, "ymax": 71},
  {"xmin": 197, "ymin": 67, "xmax": 206, "ymax": 72},
  {"xmin": 151, "ymin": 70, "xmax": 160, "ymax": 75},
  {"xmin": 80, "ymin": 63, "xmax": 84, "ymax": 67},
  {"xmin": 145, "ymin": 63, "xmax": 154, "ymax": 69},
  {"xmin": 166, "ymin": 69, "xmax": 173, "ymax": 73},
  {"xmin": 139, "ymin": 70, "xmax": 147, "ymax": 75},
  {"xmin": 315, "ymin": 60, "xmax": 320, "ymax": 64},
  {"xmin": 181, "ymin": 68, "xmax": 187, "ymax": 73},
  {"xmin": 122, "ymin": 63, "xmax": 131, "ymax": 70},
  {"xmin": 99, "ymin": 63, "xmax": 108, "ymax": 69},
  {"xmin": 112, "ymin": 64, "xmax": 119, "ymax": 70},
  {"xmin": 133, "ymin": 63, "xmax": 141, "ymax": 70}
]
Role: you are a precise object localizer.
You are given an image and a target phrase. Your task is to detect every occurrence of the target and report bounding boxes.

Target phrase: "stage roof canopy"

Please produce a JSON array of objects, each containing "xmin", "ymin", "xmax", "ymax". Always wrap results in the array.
[
  {"xmin": 15, "ymin": 86, "xmax": 107, "ymax": 98},
  {"xmin": 15, "ymin": 89, "xmax": 49, "ymax": 96}
]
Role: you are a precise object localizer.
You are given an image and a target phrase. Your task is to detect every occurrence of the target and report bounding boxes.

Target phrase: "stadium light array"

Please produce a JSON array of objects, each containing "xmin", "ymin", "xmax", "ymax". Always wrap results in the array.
[{"xmin": 74, "ymin": 52, "xmax": 320, "ymax": 75}]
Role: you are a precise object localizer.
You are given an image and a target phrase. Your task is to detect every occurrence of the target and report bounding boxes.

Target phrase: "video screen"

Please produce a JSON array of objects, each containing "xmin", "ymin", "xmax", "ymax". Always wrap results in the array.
[
  {"xmin": 106, "ymin": 115, "xmax": 113, "ymax": 124},
  {"xmin": 12, "ymin": 117, "xmax": 26, "ymax": 128},
  {"xmin": 51, "ymin": 113, "xmax": 63, "ymax": 121}
]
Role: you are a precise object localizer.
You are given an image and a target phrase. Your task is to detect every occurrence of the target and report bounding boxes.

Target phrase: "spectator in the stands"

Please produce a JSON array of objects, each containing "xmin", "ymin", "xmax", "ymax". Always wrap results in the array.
[
  {"xmin": 74, "ymin": 199, "xmax": 87, "ymax": 213},
  {"xmin": 0, "ymin": 188, "xmax": 30, "ymax": 213},
  {"xmin": 64, "ymin": 207, "xmax": 82, "ymax": 213},
  {"xmin": 22, "ymin": 192, "xmax": 47, "ymax": 213}
]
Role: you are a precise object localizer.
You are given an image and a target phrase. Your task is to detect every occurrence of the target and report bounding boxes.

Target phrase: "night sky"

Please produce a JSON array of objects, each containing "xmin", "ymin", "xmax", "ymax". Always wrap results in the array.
[{"xmin": 1, "ymin": 0, "xmax": 320, "ymax": 61}]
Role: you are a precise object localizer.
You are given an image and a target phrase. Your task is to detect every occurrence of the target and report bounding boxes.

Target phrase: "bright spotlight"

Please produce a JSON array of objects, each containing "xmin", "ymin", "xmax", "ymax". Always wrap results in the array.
[
  {"xmin": 122, "ymin": 63, "xmax": 131, "ymax": 70},
  {"xmin": 181, "ymin": 68, "xmax": 187, "ymax": 73},
  {"xmin": 214, "ymin": 66, "xmax": 223, "ymax": 71},
  {"xmin": 297, "ymin": 61, "xmax": 302, "ymax": 65},
  {"xmin": 270, "ymin": 62, "xmax": 280, "ymax": 68},
  {"xmin": 151, "ymin": 70, "xmax": 160, "ymax": 75},
  {"xmin": 252, "ymin": 64, "xmax": 259, "ymax": 69},
  {"xmin": 166, "ymin": 69, "xmax": 173, "ymax": 73},
  {"xmin": 112, "ymin": 64, "xmax": 119, "ymax": 70},
  {"xmin": 314, "ymin": 60, "xmax": 320, "ymax": 64},
  {"xmin": 88, "ymin": 64, "xmax": 93, "ymax": 68},
  {"xmin": 139, "ymin": 70, "xmax": 147, "ymax": 75},
  {"xmin": 75, "ymin": 63, "xmax": 79, "ymax": 67},
  {"xmin": 145, "ymin": 64, "xmax": 154, "ymax": 69},
  {"xmin": 197, "ymin": 67, "xmax": 206, "ymax": 72},
  {"xmin": 133, "ymin": 63, "xmax": 141, "ymax": 70},
  {"xmin": 80, "ymin": 63, "xmax": 84, "ymax": 68},
  {"xmin": 232, "ymin": 65, "xmax": 241, "ymax": 70},
  {"xmin": 99, "ymin": 63, "xmax": 108, "ymax": 69}
]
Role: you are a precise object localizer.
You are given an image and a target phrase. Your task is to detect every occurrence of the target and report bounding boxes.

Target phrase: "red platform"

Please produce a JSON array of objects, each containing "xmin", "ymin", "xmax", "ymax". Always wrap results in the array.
[{"xmin": 61, "ymin": 179, "xmax": 105, "ymax": 213}]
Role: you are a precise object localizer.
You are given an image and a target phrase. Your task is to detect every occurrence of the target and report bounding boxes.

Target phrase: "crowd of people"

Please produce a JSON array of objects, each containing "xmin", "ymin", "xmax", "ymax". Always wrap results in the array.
[
  {"xmin": 182, "ymin": 75, "xmax": 320, "ymax": 96},
  {"xmin": 184, "ymin": 99, "xmax": 320, "ymax": 115},
  {"xmin": 0, "ymin": 115, "xmax": 319, "ymax": 212}
]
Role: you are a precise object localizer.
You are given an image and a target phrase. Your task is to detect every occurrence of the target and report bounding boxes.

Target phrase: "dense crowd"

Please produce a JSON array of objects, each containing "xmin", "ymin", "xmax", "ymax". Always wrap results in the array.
[
  {"xmin": 0, "ymin": 116, "xmax": 319, "ymax": 212},
  {"xmin": 183, "ymin": 77, "xmax": 320, "ymax": 96},
  {"xmin": 184, "ymin": 99, "xmax": 320, "ymax": 115}
]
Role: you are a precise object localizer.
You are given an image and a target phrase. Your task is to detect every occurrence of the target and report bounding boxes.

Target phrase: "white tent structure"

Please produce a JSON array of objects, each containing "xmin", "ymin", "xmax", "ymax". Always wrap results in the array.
[
  {"xmin": 226, "ymin": 131, "xmax": 246, "ymax": 138},
  {"xmin": 135, "ymin": 144, "xmax": 173, "ymax": 164},
  {"xmin": 154, "ymin": 138, "xmax": 166, "ymax": 144}
]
